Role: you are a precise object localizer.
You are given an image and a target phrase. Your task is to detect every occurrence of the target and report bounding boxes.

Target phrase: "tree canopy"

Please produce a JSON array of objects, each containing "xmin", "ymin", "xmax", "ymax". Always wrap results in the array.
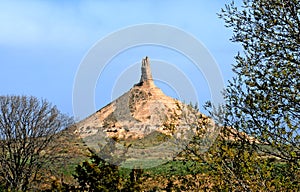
[
  {"xmin": 219, "ymin": 0, "xmax": 300, "ymax": 162},
  {"xmin": 0, "ymin": 95, "xmax": 73, "ymax": 191},
  {"xmin": 201, "ymin": 0, "xmax": 300, "ymax": 190}
]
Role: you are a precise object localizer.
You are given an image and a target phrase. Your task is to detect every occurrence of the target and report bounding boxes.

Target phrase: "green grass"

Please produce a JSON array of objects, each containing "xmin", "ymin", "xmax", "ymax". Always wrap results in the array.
[
  {"xmin": 119, "ymin": 159, "xmax": 206, "ymax": 177},
  {"xmin": 58, "ymin": 156, "xmax": 207, "ymax": 180},
  {"xmin": 121, "ymin": 158, "xmax": 169, "ymax": 169}
]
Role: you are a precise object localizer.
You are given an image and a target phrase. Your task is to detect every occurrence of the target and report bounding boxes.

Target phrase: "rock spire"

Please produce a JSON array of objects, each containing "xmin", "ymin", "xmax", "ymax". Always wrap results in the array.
[{"xmin": 139, "ymin": 56, "xmax": 153, "ymax": 84}]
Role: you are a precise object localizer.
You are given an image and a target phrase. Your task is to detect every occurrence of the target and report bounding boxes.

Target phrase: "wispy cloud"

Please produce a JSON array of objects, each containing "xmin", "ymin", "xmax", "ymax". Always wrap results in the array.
[{"xmin": 0, "ymin": 0, "xmax": 229, "ymax": 49}]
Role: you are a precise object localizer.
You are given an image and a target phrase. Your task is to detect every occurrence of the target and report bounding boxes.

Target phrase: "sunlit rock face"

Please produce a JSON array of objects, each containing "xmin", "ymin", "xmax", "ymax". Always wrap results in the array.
[{"xmin": 139, "ymin": 56, "xmax": 153, "ymax": 83}]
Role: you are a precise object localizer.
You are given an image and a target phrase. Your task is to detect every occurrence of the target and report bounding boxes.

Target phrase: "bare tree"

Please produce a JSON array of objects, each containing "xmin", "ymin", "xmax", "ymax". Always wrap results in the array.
[{"xmin": 0, "ymin": 95, "xmax": 73, "ymax": 191}]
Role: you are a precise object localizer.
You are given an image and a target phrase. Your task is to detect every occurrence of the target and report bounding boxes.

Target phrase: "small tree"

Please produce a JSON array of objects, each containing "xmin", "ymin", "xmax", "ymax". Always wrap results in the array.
[
  {"xmin": 0, "ymin": 95, "xmax": 72, "ymax": 191},
  {"xmin": 73, "ymin": 149, "xmax": 121, "ymax": 192}
]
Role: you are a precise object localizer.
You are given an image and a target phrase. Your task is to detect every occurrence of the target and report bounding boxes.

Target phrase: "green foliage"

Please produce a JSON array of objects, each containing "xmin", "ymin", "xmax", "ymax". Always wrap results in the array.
[
  {"xmin": 73, "ymin": 150, "xmax": 121, "ymax": 192},
  {"xmin": 200, "ymin": 0, "xmax": 300, "ymax": 190},
  {"xmin": 144, "ymin": 160, "xmax": 204, "ymax": 176},
  {"xmin": 49, "ymin": 149, "xmax": 149, "ymax": 192},
  {"xmin": 201, "ymin": 128, "xmax": 300, "ymax": 191},
  {"xmin": 219, "ymin": 0, "xmax": 300, "ymax": 161}
]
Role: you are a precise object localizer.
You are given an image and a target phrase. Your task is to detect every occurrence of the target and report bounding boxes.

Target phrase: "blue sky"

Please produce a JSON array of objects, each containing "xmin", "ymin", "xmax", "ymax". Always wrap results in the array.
[{"xmin": 0, "ymin": 0, "xmax": 241, "ymax": 120}]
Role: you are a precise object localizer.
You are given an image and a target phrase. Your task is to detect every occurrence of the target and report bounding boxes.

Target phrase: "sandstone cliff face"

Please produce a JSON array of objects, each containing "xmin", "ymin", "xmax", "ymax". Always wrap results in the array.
[{"xmin": 74, "ymin": 57, "xmax": 215, "ymax": 167}]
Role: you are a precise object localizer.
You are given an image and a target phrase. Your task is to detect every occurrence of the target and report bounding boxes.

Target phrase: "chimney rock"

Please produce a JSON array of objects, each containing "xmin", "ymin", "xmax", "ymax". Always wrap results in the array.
[{"xmin": 139, "ymin": 56, "xmax": 153, "ymax": 84}]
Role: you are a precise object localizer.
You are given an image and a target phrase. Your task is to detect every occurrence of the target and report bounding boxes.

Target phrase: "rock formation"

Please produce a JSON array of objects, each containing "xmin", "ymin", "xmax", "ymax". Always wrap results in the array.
[
  {"xmin": 140, "ymin": 56, "xmax": 152, "ymax": 82},
  {"xmin": 75, "ymin": 57, "xmax": 182, "ymax": 139},
  {"xmin": 136, "ymin": 56, "xmax": 155, "ymax": 87},
  {"xmin": 74, "ymin": 57, "xmax": 215, "ymax": 168}
]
